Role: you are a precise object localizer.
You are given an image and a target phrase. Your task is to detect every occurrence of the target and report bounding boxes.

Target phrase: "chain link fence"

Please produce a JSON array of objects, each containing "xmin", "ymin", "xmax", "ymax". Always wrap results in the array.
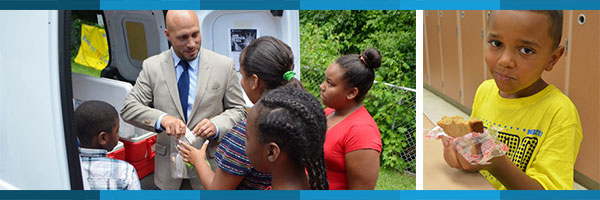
[
  {"xmin": 301, "ymin": 66, "xmax": 416, "ymax": 174},
  {"xmin": 379, "ymin": 82, "xmax": 416, "ymax": 174}
]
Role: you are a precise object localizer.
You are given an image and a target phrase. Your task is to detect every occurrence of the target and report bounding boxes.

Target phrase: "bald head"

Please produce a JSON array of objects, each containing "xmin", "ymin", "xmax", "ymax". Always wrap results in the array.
[
  {"xmin": 165, "ymin": 10, "xmax": 199, "ymax": 32},
  {"xmin": 164, "ymin": 10, "xmax": 202, "ymax": 61}
]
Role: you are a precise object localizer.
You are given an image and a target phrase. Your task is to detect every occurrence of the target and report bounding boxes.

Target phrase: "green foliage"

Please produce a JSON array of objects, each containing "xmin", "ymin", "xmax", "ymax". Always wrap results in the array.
[{"xmin": 300, "ymin": 11, "xmax": 416, "ymax": 172}]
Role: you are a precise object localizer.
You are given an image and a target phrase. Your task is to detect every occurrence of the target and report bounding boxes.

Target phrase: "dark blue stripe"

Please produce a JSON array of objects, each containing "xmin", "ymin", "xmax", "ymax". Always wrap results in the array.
[
  {"xmin": 0, "ymin": 191, "xmax": 99, "ymax": 199},
  {"xmin": 101, "ymin": 190, "xmax": 199, "ymax": 199},
  {"xmin": 0, "ymin": 0, "xmax": 98, "ymax": 9}
]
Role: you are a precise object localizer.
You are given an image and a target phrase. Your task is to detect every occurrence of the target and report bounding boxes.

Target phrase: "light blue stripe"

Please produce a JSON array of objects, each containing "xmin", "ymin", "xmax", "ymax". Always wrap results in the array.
[
  {"xmin": 300, "ymin": 190, "xmax": 400, "ymax": 200},
  {"xmin": 201, "ymin": 190, "xmax": 299, "ymax": 200},
  {"xmin": 500, "ymin": 190, "xmax": 600, "ymax": 200},
  {"xmin": 402, "ymin": 190, "xmax": 500, "ymax": 200},
  {"xmin": 500, "ymin": 0, "xmax": 600, "ymax": 10},
  {"xmin": 201, "ymin": 0, "xmax": 299, "ymax": 10},
  {"xmin": 400, "ymin": 0, "xmax": 500, "ymax": 10},
  {"xmin": 300, "ymin": 0, "xmax": 400, "ymax": 10},
  {"xmin": 99, "ymin": 0, "xmax": 199, "ymax": 10}
]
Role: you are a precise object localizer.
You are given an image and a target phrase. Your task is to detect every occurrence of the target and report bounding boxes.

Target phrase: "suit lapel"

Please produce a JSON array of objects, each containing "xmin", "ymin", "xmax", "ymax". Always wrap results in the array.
[
  {"xmin": 160, "ymin": 50, "xmax": 186, "ymax": 121},
  {"xmin": 189, "ymin": 48, "xmax": 212, "ymax": 123}
]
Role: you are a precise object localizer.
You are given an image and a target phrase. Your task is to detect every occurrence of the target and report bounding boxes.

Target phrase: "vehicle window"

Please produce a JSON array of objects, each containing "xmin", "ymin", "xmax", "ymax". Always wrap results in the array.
[
  {"xmin": 71, "ymin": 11, "xmax": 108, "ymax": 77},
  {"xmin": 125, "ymin": 21, "xmax": 149, "ymax": 61}
]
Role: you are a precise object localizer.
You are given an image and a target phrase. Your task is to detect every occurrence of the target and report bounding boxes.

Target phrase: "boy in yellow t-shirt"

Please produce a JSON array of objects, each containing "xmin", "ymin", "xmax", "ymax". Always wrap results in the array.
[{"xmin": 443, "ymin": 10, "xmax": 582, "ymax": 190}]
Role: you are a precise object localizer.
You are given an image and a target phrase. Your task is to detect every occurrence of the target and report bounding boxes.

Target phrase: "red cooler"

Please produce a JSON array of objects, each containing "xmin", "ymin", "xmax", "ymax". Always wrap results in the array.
[
  {"xmin": 130, "ymin": 151, "xmax": 155, "ymax": 179},
  {"xmin": 120, "ymin": 132, "xmax": 157, "ymax": 179},
  {"xmin": 107, "ymin": 141, "xmax": 126, "ymax": 161}
]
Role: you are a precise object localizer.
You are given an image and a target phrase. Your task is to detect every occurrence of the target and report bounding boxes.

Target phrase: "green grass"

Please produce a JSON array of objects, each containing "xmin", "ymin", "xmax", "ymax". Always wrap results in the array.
[
  {"xmin": 375, "ymin": 168, "xmax": 416, "ymax": 190},
  {"xmin": 71, "ymin": 61, "xmax": 102, "ymax": 77}
]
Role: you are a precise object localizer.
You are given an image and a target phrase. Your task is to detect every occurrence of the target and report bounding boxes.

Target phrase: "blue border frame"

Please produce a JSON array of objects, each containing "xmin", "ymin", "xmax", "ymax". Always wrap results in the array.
[
  {"xmin": 2, "ymin": 0, "xmax": 600, "ymax": 9},
  {"xmin": 1, "ymin": 191, "xmax": 599, "ymax": 199}
]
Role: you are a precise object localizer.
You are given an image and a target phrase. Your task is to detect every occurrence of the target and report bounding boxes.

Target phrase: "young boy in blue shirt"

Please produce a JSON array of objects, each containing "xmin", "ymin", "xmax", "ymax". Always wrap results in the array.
[
  {"xmin": 444, "ymin": 10, "xmax": 582, "ymax": 190},
  {"xmin": 76, "ymin": 100, "xmax": 141, "ymax": 190}
]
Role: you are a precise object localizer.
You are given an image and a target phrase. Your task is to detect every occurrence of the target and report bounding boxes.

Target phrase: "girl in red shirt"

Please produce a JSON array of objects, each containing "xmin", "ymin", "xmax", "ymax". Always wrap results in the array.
[{"xmin": 320, "ymin": 48, "xmax": 383, "ymax": 190}]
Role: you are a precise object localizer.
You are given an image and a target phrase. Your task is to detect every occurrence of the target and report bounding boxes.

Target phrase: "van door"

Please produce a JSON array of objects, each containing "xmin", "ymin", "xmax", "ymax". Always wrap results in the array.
[
  {"xmin": 0, "ymin": 10, "xmax": 80, "ymax": 190},
  {"xmin": 103, "ymin": 10, "xmax": 168, "ymax": 82}
]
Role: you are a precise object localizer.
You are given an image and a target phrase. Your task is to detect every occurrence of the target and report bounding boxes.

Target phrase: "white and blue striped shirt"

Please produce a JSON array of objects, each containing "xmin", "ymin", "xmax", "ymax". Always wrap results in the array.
[{"xmin": 79, "ymin": 147, "xmax": 140, "ymax": 190}]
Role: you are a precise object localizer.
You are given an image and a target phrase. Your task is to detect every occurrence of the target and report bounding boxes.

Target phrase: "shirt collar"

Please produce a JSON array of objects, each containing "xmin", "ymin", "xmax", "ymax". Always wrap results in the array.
[
  {"xmin": 171, "ymin": 47, "xmax": 200, "ymax": 72},
  {"xmin": 79, "ymin": 147, "xmax": 108, "ymax": 158}
]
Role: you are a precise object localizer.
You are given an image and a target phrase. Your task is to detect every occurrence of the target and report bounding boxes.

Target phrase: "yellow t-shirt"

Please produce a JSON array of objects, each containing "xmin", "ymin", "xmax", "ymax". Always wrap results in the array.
[{"xmin": 471, "ymin": 79, "xmax": 582, "ymax": 190}]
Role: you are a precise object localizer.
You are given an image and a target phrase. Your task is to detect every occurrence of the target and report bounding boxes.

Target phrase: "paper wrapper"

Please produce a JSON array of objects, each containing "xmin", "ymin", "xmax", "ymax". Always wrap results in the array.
[{"xmin": 426, "ymin": 126, "xmax": 509, "ymax": 165}]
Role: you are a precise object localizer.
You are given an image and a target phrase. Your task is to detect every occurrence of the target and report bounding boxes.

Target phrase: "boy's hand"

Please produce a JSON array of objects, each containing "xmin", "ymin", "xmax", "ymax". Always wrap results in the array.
[
  {"xmin": 178, "ymin": 140, "xmax": 209, "ymax": 166},
  {"xmin": 441, "ymin": 136, "xmax": 461, "ymax": 168},
  {"xmin": 161, "ymin": 115, "xmax": 187, "ymax": 138},
  {"xmin": 442, "ymin": 137, "xmax": 489, "ymax": 172}
]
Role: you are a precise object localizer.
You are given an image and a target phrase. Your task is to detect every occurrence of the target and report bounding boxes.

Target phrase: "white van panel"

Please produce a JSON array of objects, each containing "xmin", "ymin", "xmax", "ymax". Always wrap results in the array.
[
  {"xmin": 197, "ymin": 10, "xmax": 300, "ymax": 107},
  {"xmin": 0, "ymin": 10, "xmax": 70, "ymax": 189},
  {"xmin": 71, "ymin": 73, "xmax": 146, "ymax": 139}
]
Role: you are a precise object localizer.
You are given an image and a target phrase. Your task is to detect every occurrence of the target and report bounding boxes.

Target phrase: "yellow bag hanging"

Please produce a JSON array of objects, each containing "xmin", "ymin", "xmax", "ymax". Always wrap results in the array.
[{"xmin": 74, "ymin": 24, "xmax": 109, "ymax": 70}]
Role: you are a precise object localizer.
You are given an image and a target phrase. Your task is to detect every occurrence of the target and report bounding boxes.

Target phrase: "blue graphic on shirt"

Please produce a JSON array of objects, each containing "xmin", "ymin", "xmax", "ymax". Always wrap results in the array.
[
  {"xmin": 527, "ymin": 129, "xmax": 543, "ymax": 137},
  {"xmin": 482, "ymin": 119, "xmax": 539, "ymax": 172}
]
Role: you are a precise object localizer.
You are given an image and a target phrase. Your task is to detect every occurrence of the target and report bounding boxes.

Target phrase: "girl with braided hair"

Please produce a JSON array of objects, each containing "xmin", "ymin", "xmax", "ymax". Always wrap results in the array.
[
  {"xmin": 320, "ymin": 48, "xmax": 383, "ymax": 189},
  {"xmin": 177, "ymin": 36, "xmax": 303, "ymax": 189},
  {"xmin": 246, "ymin": 86, "xmax": 329, "ymax": 190}
]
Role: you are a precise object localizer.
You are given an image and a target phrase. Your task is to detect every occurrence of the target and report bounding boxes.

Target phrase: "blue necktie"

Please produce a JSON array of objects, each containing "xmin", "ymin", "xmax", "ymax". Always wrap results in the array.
[{"xmin": 178, "ymin": 60, "xmax": 190, "ymax": 122}]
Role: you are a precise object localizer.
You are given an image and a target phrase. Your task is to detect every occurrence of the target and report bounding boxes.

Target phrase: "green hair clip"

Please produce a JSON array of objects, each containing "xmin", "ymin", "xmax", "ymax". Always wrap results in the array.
[{"xmin": 283, "ymin": 71, "xmax": 296, "ymax": 81}]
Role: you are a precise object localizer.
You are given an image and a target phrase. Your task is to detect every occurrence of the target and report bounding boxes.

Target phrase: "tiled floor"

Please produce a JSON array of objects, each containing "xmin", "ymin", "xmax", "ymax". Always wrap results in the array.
[{"xmin": 423, "ymin": 87, "xmax": 587, "ymax": 190}]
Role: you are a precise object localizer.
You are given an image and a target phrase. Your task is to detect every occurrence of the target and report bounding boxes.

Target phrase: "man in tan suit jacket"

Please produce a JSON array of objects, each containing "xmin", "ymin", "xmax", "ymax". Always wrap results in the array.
[{"xmin": 121, "ymin": 10, "xmax": 246, "ymax": 190}]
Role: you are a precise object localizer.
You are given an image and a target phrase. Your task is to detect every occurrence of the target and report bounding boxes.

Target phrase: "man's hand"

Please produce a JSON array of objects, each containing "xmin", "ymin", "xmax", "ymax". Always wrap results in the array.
[
  {"xmin": 161, "ymin": 115, "xmax": 187, "ymax": 138},
  {"xmin": 192, "ymin": 118, "xmax": 217, "ymax": 139}
]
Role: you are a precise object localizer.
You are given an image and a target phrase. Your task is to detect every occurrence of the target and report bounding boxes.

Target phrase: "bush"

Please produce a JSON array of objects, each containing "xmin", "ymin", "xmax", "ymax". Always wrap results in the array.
[{"xmin": 300, "ymin": 10, "xmax": 416, "ymax": 172}]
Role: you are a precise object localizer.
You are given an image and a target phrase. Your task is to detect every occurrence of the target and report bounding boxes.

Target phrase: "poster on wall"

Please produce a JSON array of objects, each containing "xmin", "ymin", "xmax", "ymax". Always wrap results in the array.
[{"xmin": 229, "ymin": 28, "xmax": 258, "ymax": 71}]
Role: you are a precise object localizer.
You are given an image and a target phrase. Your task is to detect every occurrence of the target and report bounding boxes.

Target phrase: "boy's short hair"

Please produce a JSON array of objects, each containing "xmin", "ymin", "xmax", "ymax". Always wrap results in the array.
[
  {"xmin": 529, "ymin": 10, "xmax": 563, "ymax": 49},
  {"xmin": 75, "ymin": 100, "xmax": 118, "ymax": 146},
  {"xmin": 490, "ymin": 10, "xmax": 563, "ymax": 49}
]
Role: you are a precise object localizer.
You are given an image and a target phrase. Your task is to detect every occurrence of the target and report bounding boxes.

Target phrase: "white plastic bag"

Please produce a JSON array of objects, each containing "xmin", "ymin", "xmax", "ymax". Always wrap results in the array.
[
  {"xmin": 170, "ymin": 128, "xmax": 198, "ymax": 179},
  {"xmin": 425, "ymin": 126, "xmax": 508, "ymax": 165}
]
